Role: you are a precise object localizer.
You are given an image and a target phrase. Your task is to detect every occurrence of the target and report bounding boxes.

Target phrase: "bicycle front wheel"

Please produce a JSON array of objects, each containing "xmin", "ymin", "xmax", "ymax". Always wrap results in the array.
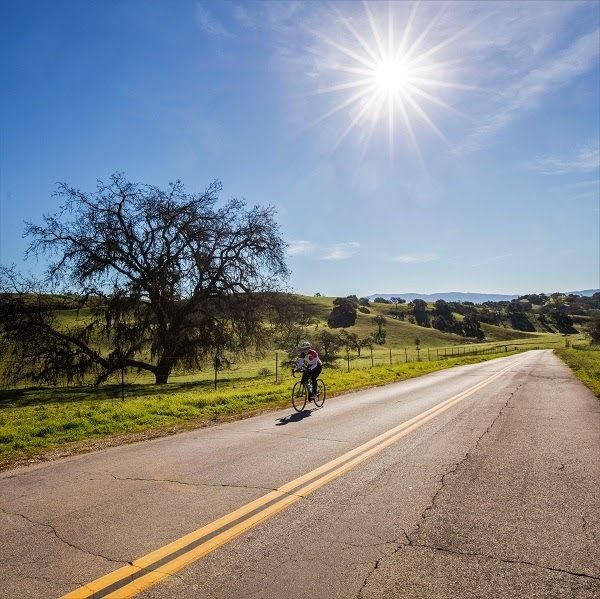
[
  {"xmin": 313, "ymin": 379, "xmax": 326, "ymax": 407},
  {"xmin": 292, "ymin": 381, "xmax": 307, "ymax": 412}
]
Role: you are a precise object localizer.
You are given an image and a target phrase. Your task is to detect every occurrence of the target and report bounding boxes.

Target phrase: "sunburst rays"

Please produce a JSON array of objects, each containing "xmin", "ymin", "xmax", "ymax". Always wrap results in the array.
[{"xmin": 307, "ymin": 1, "xmax": 474, "ymax": 156}]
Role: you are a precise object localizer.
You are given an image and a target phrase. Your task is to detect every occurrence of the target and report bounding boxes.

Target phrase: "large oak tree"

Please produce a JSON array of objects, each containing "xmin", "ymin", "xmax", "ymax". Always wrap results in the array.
[{"xmin": 0, "ymin": 174, "xmax": 288, "ymax": 384}]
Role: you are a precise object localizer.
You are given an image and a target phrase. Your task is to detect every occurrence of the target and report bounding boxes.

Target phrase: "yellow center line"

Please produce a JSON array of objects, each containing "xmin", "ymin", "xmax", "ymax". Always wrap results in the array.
[{"xmin": 61, "ymin": 357, "xmax": 523, "ymax": 599}]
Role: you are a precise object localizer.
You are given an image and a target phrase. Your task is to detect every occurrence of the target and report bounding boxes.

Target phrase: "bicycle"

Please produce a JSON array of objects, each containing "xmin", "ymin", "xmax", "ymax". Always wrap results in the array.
[{"xmin": 291, "ymin": 368, "xmax": 326, "ymax": 412}]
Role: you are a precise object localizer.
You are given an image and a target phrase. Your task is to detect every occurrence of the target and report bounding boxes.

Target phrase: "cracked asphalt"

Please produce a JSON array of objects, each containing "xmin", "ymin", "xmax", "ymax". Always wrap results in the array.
[{"xmin": 0, "ymin": 350, "xmax": 598, "ymax": 598}]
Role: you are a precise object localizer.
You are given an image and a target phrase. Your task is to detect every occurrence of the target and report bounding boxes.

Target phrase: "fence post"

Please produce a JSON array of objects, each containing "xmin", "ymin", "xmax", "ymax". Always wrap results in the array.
[
  {"xmin": 405, "ymin": 348, "xmax": 408, "ymax": 362},
  {"xmin": 370, "ymin": 347, "xmax": 374, "ymax": 367},
  {"xmin": 389, "ymin": 348, "xmax": 392, "ymax": 365},
  {"xmin": 427, "ymin": 348, "xmax": 430, "ymax": 361},
  {"xmin": 436, "ymin": 348, "xmax": 439, "ymax": 360},
  {"xmin": 121, "ymin": 367, "xmax": 125, "ymax": 401},
  {"xmin": 347, "ymin": 349, "xmax": 350, "ymax": 372},
  {"xmin": 275, "ymin": 352, "xmax": 278, "ymax": 383}
]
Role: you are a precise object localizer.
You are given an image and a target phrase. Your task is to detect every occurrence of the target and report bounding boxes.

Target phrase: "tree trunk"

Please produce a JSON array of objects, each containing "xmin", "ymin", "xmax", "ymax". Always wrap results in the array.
[
  {"xmin": 155, "ymin": 371, "xmax": 169, "ymax": 384},
  {"xmin": 155, "ymin": 356, "xmax": 174, "ymax": 384}
]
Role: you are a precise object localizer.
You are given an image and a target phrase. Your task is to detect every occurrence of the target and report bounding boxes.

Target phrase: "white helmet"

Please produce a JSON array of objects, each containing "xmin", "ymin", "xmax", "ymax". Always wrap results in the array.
[{"xmin": 298, "ymin": 341, "xmax": 311, "ymax": 350}]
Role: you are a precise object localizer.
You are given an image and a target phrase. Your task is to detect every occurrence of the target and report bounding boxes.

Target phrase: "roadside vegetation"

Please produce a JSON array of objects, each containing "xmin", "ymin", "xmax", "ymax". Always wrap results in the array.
[
  {"xmin": 0, "ymin": 350, "xmax": 524, "ymax": 469},
  {"xmin": 556, "ymin": 343, "xmax": 600, "ymax": 399}
]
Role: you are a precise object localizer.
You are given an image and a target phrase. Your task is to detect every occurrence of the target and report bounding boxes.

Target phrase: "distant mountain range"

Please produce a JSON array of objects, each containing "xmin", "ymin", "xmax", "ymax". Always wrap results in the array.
[{"xmin": 368, "ymin": 290, "xmax": 599, "ymax": 304}]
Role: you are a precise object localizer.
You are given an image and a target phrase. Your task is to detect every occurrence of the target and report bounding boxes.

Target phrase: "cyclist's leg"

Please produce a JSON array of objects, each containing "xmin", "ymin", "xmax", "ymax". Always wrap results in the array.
[
  {"xmin": 309, "ymin": 364, "xmax": 322, "ymax": 397},
  {"xmin": 300, "ymin": 370, "xmax": 309, "ymax": 389}
]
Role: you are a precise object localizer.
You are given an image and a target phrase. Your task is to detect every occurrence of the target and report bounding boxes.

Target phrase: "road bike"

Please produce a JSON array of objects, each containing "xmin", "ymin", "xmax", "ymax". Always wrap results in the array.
[{"xmin": 291, "ymin": 368, "xmax": 326, "ymax": 412}]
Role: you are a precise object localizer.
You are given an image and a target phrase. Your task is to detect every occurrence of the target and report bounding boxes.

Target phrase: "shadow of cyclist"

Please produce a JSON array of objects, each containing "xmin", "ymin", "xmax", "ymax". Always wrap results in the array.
[{"xmin": 275, "ymin": 409, "xmax": 315, "ymax": 426}]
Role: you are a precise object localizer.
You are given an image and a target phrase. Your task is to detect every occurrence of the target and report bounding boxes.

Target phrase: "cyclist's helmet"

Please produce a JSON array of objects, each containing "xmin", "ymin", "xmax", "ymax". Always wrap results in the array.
[{"xmin": 298, "ymin": 341, "xmax": 311, "ymax": 350}]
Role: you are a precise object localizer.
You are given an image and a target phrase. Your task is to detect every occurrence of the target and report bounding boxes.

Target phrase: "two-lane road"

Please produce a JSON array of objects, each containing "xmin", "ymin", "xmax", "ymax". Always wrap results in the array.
[{"xmin": 1, "ymin": 350, "xmax": 598, "ymax": 598}]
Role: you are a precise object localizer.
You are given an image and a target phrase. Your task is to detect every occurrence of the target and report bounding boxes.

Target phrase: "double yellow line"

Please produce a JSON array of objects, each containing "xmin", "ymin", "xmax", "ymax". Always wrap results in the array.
[{"xmin": 62, "ymin": 358, "xmax": 520, "ymax": 599}]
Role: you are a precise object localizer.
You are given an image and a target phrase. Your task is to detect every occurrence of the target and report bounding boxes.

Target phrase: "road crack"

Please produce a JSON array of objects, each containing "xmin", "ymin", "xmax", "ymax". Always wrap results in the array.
[
  {"xmin": 356, "ymin": 531, "xmax": 410, "ymax": 598},
  {"xmin": 110, "ymin": 475, "xmax": 309, "ymax": 499},
  {"xmin": 357, "ymin": 382, "xmax": 525, "ymax": 598},
  {"xmin": 410, "ymin": 543, "xmax": 600, "ymax": 581},
  {"xmin": 0, "ymin": 507, "xmax": 126, "ymax": 564},
  {"xmin": 408, "ymin": 381, "xmax": 525, "ymax": 542}
]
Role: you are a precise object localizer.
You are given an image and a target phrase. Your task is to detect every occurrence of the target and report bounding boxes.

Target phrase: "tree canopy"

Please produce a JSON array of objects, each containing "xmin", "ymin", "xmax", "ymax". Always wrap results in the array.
[{"xmin": 0, "ymin": 174, "xmax": 288, "ymax": 384}]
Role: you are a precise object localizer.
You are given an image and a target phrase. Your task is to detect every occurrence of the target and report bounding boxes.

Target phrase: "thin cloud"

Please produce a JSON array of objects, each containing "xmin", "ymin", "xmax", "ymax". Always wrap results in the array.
[
  {"xmin": 286, "ymin": 240, "xmax": 316, "ymax": 256},
  {"xmin": 393, "ymin": 252, "xmax": 439, "ymax": 264},
  {"xmin": 526, "ymin": 140, "xmax": 600, "ymax": 175},
  {"xmin": 457, "ymin": 28, "xmax": 599, "ymax": 154},
  {"xmin": 322, "ymin": 242, "xmax": 360, "ymax": 261},
  {"xmin": 195, "ymin": 3, "xmax": 231, "ymax": 37},
  {"xmin": 231, "ymin": 4, "xmax": 256, "ymax": 29}
]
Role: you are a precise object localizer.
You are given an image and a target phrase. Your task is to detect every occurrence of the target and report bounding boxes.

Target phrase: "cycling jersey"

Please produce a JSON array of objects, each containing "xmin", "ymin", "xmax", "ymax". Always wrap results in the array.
[{"xmin": 297, "ymin": 348, "xmax": 321, "ymax": 371}]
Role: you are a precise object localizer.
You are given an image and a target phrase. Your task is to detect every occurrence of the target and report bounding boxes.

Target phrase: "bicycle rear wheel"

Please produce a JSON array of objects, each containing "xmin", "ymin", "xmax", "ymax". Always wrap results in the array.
[
  {"xmin": 292, "ymin": 381, "xmax": 307, "ymax": 412},
  {"xmin": 313, "ymin": 379, "xmax": 326, "ymax": 407}
]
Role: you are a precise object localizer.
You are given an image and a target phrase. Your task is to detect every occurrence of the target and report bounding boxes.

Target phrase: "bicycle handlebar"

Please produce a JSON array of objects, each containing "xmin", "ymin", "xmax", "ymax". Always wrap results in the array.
[{"xmin": 291, "ymin": 368, "xmax": 307, "ymax": 378}]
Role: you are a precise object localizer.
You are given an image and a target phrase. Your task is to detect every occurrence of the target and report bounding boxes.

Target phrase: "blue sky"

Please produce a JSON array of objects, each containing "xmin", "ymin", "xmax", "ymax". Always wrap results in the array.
[{"xmin": 1, "ymin": 0, "xmax": 599, "ymax": 297}]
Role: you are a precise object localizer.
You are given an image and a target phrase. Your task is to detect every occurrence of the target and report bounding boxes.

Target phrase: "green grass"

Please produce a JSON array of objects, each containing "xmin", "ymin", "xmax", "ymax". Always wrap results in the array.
[
  {"xmin": 0, "ymin": 350, "xmax": 524, "ymax": 469},
  {"xmin": 555, "ymin": 344, "xmax": 600, "ymax": 398}
]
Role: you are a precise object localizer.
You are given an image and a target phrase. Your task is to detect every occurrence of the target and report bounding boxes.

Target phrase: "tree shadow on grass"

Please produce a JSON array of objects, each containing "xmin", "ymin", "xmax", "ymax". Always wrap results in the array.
[{"xmin": 0, "ymin": 374, "xmax": 267, "ymax": 409}]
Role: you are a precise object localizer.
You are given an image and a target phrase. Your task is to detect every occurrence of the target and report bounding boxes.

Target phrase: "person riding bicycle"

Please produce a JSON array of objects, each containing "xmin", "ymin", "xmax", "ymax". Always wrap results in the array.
[{"xmin": 295, "ymin": 341, "xmax": 322, "ymax": 401}]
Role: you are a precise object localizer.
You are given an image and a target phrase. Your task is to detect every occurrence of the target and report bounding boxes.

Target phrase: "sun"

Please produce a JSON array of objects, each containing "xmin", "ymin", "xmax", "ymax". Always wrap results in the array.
[
  {"xmin": 308, "ymin": 2, "xmax": 473, "ymax": 155},
  {"xmin": 373, "ymin": 60, "xmax": 413, "ymax": 94}
]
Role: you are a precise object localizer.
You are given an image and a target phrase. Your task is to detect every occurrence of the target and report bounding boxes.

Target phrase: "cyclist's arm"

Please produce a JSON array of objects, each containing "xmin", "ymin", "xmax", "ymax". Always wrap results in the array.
[{"xmin": 295, "ymin": 357, "xmax": 305, "ymax": 371}]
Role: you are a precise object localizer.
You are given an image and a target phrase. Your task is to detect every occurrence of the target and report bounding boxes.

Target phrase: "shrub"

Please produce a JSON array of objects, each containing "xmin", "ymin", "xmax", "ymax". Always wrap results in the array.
[{"xmin": 328, "ymin": 298, "xmax": 357, "ymax": 328}]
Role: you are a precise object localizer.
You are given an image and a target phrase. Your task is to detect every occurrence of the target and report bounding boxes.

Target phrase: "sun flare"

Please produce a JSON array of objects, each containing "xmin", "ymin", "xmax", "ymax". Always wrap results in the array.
[
  {"xmin": 373, "ymin": 60, "xmax": 412, "ymax": 93},
  {"xmin": 308, "ymin": 2, "xmax": 473, "ymax": 155}
]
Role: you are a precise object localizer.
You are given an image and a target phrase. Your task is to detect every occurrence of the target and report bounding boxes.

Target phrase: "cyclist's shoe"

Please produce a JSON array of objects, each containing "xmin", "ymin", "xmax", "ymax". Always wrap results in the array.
[{"xmin": 309, "ymin": 395, "xmax": 317, "ymax": 401}]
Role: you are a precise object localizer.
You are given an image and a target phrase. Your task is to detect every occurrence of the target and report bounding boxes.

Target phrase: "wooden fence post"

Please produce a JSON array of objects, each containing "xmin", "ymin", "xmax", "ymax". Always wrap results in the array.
[{"xmin": 121, "ymin": 367, "xmax": 125, "ymax": 401}]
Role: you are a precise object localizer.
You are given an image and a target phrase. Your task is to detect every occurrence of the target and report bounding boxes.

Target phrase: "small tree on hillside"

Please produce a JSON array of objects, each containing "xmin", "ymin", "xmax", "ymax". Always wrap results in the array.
[
  {"xmin": 586, "ymin": 313, "xmax": 600, "ymax": 343},
  {"xmin": 315, "ymin": 329, "xmax": 342, "ymax": 364},
  {"xmin": 411, "ymin": 299, "xmax": 430, "ymax": 327},
  {"xmin": 327, "ymin": 297, "xmax": 358, "ymax": 328},
  {"xmin": 338, "ymin": 331, "xmax": 361, "ymax": 356},
  {"xmin": 462, "ymin": 314, "xmax": 485, "ymax": 341}
]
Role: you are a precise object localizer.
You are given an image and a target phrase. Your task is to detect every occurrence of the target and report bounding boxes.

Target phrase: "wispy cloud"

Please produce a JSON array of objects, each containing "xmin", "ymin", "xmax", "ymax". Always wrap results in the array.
[
  {"xmin": 526, "ymin": 140, "xmax": 600, "ymax": 175},
  {"xmin": 457, "ymin": 27, "xmax": 599, "ymax": 154},
  {"xmin": 393, "ymin": 252, "xmax": 439, "ymax": 264},
  {"xmin": 322, "ymin": 242, "xmax": 360, "ymax": 261},
  {"xmin": 195, "ymin": 3, "xmax": 231, "ymax": 37},
  {"xmin": 231, "ymin": 4, "xmax": 255, "ymax": 29},
  {"xmin": 286, "ymin": 240, "xmax": 316, "ymax": 256}
]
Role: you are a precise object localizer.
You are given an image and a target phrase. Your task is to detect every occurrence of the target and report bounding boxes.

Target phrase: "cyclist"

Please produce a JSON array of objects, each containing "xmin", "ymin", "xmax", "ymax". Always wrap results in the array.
[{"xmin": 295, "ymin": 341, "xmax": 322, "ymax": 401}]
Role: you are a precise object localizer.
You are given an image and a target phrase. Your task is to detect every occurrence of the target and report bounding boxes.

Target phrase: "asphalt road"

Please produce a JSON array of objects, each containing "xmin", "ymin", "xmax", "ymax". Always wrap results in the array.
[{"xmin": 0, "ymin": 350, "xmax": 598, "ymax": 598}]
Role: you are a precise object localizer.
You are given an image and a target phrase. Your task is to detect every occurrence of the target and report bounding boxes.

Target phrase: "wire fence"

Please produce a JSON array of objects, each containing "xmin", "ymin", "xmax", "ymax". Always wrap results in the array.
[
  {"xmin": 168, "ymin": 337, "xmax": 567, "ymax": 389},
  {"xmin": 0, "ymin": 337, "xmax": 568, "ymax": 396}
]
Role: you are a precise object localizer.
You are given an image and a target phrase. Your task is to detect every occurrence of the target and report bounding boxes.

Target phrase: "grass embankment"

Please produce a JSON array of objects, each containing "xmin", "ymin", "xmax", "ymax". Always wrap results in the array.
[
  {"xmin": 555, "ymin": 345, "xmax": 600, "ymax": 398},
  {"xmin": 0, "ymin": 350, "xmax": 522, "ymax": 469}
]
